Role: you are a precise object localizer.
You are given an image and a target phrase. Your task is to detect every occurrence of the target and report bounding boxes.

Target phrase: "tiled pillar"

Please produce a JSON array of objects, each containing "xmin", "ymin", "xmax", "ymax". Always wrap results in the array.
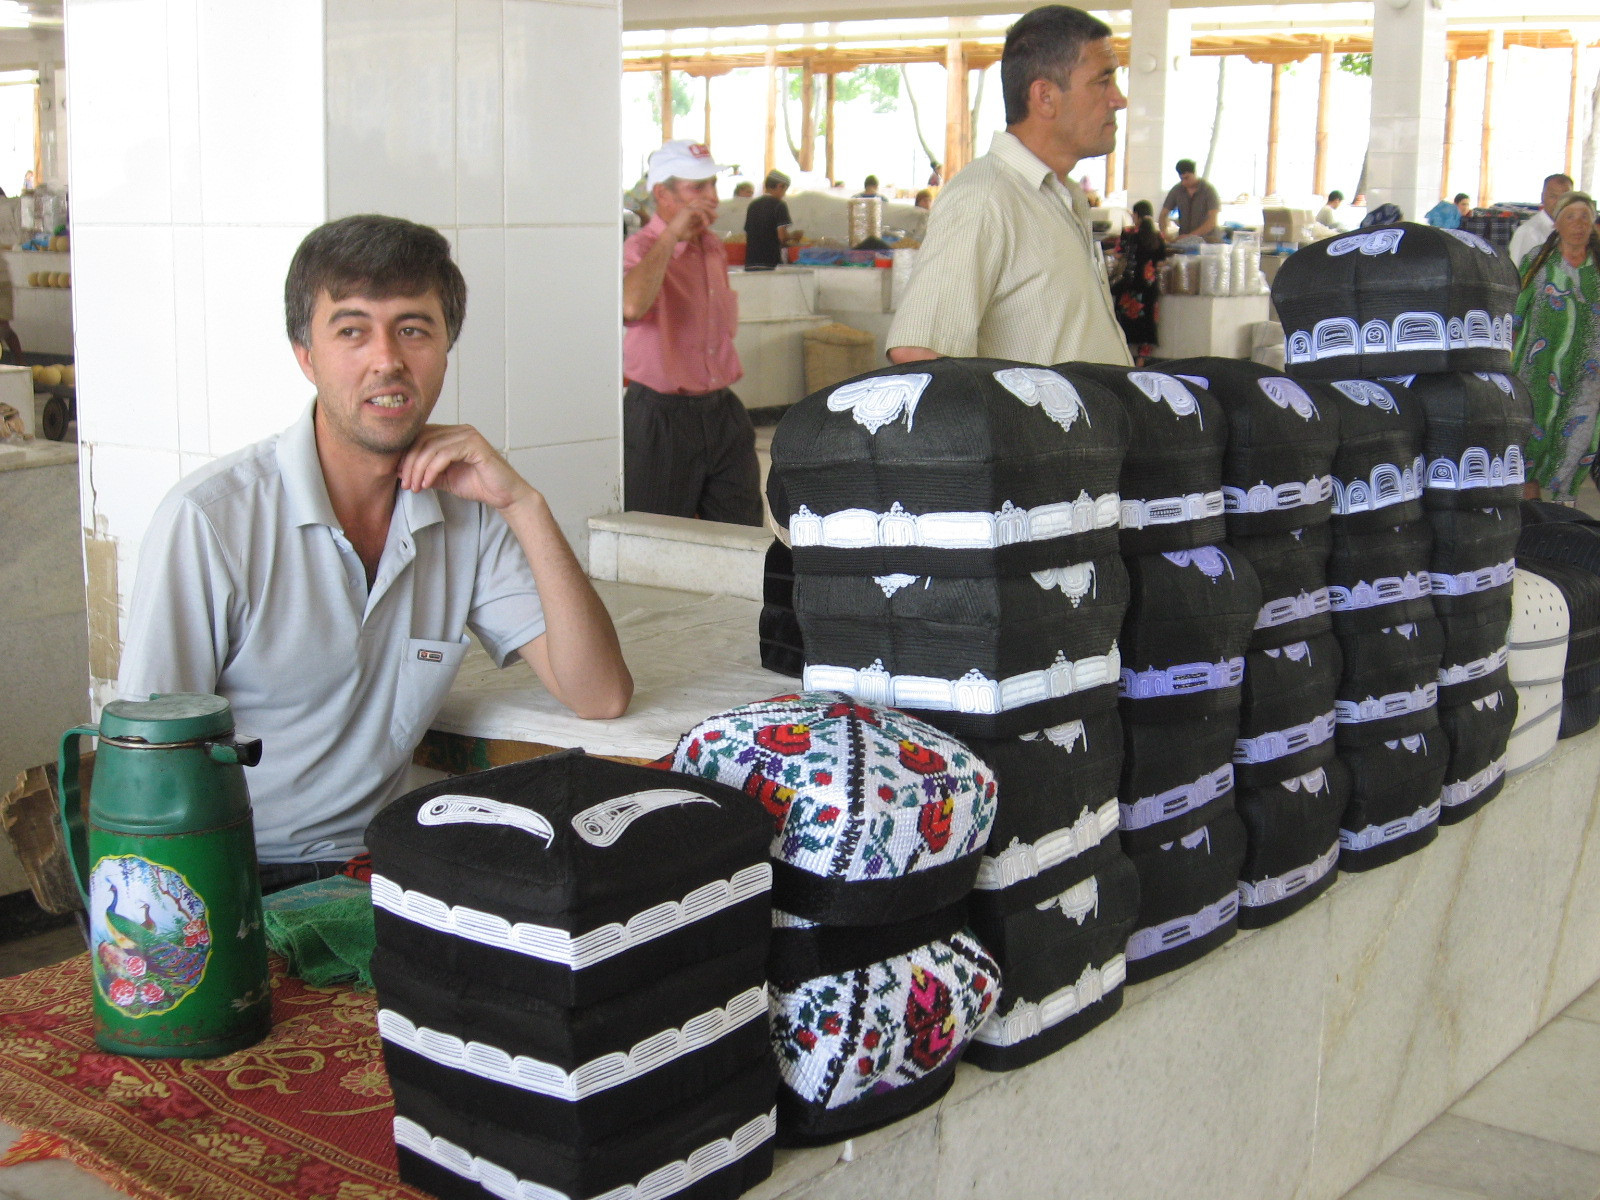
[
  {"xmin": 1368, "ymin": 0, "xmax": 1447, "ymax": 222},
  {"xmin": 1125, "ymin": 0, "xmax": 1191, "ymax": 212},
  {"xmin": 66, "ymin": 0, "xmax": 623, "ymax": 705}
]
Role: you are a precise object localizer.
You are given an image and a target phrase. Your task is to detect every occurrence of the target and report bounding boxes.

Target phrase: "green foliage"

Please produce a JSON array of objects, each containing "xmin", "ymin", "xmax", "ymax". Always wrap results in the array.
[
  {"xmin": 1339, "ymin": 52, "xmax": 1372, "ymax": 77},
  {"xmin": 836, "ymin": 65, "xmax": 902, "ymax": 113},
  {"xmin": 650, "ymin": 73, "xmax": 694, "ymax": 122}
]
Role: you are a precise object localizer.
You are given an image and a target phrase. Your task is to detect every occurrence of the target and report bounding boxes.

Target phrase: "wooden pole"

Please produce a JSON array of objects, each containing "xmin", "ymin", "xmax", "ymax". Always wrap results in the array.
[
  {"xmin": 703, "ymin": 76, "xmax": 713, "ymax": 153},
  {"xmin": 1442, "ymin": 57, "xmax": 1458, "ymax": 199},
  {"xmin": 764, "ymin": 40, "xmax": 778, "ymax": 179},
  {"xmin": 799, "ymin": 60, "xmax": 816, "ymax": 172},
  {"xmin": 1265, "ymin": 61, "xmax": 1282, "ymax": 197},
  {"xmin": 1105, "ymin": 143, "xmax": 1117, "ymax": 201},
  {"xmin": 825, "ymin": 73, "xmax": 836, "ymax": 183},
  {"xmin": 659, "ymin": 54, "xmax": 673, "ymax": 142},
  {"xmin": 1479, "ymin": 32, "xmax": 1499, "ymax": 206},
  {"xmin": 1313, "ymin": 41, "xmax": 1332, "ymax": 196},
  {"xmin": 1568, "ymin": 43, "xmax": 1581, "ymax": 178},
  {"xmin": 944, "ymin": 39, "xmax": 970, "ymax": 179}
]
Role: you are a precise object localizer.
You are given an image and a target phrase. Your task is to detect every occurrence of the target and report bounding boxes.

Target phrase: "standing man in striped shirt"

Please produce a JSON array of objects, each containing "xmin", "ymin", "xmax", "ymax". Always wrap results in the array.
[{"xmin": 888, "ymin": 5, "xmax": 1132, "ymax": 368}]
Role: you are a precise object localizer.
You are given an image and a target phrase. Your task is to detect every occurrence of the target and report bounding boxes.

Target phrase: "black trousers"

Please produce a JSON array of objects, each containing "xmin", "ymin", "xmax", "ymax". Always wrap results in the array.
[{"xmin": 623, "ymin": 383, "xmax": 764, "ymax": 526}]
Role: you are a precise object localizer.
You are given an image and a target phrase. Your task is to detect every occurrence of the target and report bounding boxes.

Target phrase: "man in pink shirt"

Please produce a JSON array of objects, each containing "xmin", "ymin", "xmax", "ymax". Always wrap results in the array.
[{"xmin": 621, "ymin": 140, "xmax": 762, "ymax": 526}]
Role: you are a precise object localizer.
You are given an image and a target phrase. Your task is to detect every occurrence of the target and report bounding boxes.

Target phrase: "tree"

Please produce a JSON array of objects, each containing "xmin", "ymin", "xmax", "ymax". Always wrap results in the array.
[
  {"xmin": 1583, "ymin": 63, "xmax": 1600, "ymax": 193},
  {"xmin": 1202, "ymin": 56, "xmax": 1228, "ymax": 180},
  {"xmin": 898, "ymin": 66, "xmax": 941, "ymax": 171},
  {"xmin": 649, "ymin": 73, "xmax": 693, "ymax": 125},
  {"xmin": 1340, "ymin": 54, "xmax": 1372, "ymax": 201}
]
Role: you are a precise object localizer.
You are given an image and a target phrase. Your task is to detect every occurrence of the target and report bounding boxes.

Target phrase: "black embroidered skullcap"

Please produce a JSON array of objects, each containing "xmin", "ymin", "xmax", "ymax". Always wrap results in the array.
[
  {"xmin": 1390, "ymin": 372, "xmax": 1535, "ymax": 510},
  {"xmin": 372, "ymin": 940, "xmax": 769, "ymax": 1145},
  {"xmin": 1119, "ymin": 712, "xmax": 1240, "ymax": 853},
  {"xmin": 964, "ymin": 711, "xmax": 1124, "ymax": 895},
  {"xmin": 1323, "ymin": 377, "xmax": 1429, "ymax": 531},
  {"xmin": 1124, "ymin": 811, "xmax": 1248, "ymax": 984},
  {"xmin": 769, "ymin": 359, "xmax": 1129, "ymax": 577},
  {"xmin": 766, "ymin": 901, "xmax": 969, "ymax": 988},
  {"xmin": 1162, "ymin": 357, "xmax": 1342, "ymax": 537},
  {"xmin": 1061, "ymin": 363, "xmax": 1230, "ymax": 555},
  {"xmin": 1335, "ymin": 616, "xmax": 1444, "ymax": 747},
  {"xmin": 966, "ymin": 837, "xmax": 1135, "ymax": 969},
  {"xmin": 1426, "ymin": 507, "xmax": 1518, "ymax": 617},
  {"xmin": 671, "ymin": 693, "xmax": 995, "ymax": 927},
  {"xmin": 366, "ymin": 749, "xmax": 772, "ymax": 1008},
  {"xmin": 793, "ymin": 562, "xmax": 1127, "ymax": 739},
  {"xmin": 1437, "ymin": 688, "xmax": 1515, "ymax": 825},
  {"xmin": 1328, "ymin": 519, "xmax": 1437, "ymax": 634},
  {"xmin": 768, "ymin": 929, "xmax": 999, "ymax": 1144},
  {"xmin": 1273, "ymin": 222, "xmax": 1519, "ymax": 379},
  {"xmin": 1119, "ymin": 546, "xmax": 1262, "ymax": 723},
  {"xmin": 760, "ymin": 539, "xmax": 804, "ymax": 678},
  {"xmin": 1236, "ymin": 634, "xmax": 1342, "ymax": 787},
  {"xmin": 964, "ymin": 845, "xmax": 1139, "ymax": 1072},
  {"xmin": 1337, "ymin": 722, "xmax": 1448, "ymax": 871},
  {"xmin": 392, "ymin": 1057, "xmax": 778, "ymax": 1200},
  {"xmin": 1517, "ymin": 556, "xmax": 1600, "ymax": 678},
  {"xmin": 1437, "ymin": 603, "xmax": 1513, "ymax": 708},
  {"xmin": 1234, "ymin": 759, "xmax": 1349, "ymax": 928},
  {"xmin": 1231, "ymin": 525, "xmax": 1334, "ymax": 650}
]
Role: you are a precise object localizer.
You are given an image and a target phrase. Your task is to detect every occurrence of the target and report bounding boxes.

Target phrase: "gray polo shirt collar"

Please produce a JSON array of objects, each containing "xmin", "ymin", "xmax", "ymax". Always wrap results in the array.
[{"xmin": 277, "ymin": 401, "xmax": 445, "ymax": 537}]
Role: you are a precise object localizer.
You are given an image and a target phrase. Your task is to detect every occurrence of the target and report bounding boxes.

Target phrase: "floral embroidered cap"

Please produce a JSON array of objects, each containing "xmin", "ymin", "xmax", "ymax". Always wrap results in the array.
[
  {"xmin": 1162, "ymin": 357, "xmax": 1342, "ymax": 538},
  {"xmin": 769, "ymin": 929, "xmax": 999, "ymax": 1144},
  {"xmin": 1272, "ymin": 222, "xmax": 1520, "ymax": 378},
  {"xmin": 768, "ymin": 358, "xmax": 1130, "ymax": 578},
  {"xmin": 671, "ymin": 692, "xmax": 998, "ymax": 926}
]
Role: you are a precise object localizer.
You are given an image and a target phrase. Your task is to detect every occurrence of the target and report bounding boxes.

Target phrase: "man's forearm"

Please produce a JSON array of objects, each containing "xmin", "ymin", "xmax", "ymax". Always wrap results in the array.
[
  {"xmin": 502, "ymin": 492, "xmax": 632, "ymax": 718},
  {"xmin": 622, "ymin": 234, "xmax": 677, "ymax": 322},
  {"xmin": 888, "ymin": 345, "xmax": 940, "ymax": 364}
]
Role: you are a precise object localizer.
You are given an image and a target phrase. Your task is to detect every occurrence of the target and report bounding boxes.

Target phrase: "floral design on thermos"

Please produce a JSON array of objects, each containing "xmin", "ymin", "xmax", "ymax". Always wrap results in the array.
[{"xmin": 88, "ymin": 856, "xmax": 210, "ymax": 1016}]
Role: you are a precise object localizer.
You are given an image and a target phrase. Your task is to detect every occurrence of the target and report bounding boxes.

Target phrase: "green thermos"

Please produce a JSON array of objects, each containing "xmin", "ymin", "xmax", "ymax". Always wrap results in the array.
[{"xmin": 59, "ymin": 693, "xmax": 272, "ymax": 1058}]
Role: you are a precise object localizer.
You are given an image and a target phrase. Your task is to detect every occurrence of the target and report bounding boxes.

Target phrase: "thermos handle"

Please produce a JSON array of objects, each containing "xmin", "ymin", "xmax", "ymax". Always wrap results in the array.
[
  {"xmin": 58, "ymin": 725, "xmax": 98, "ymax": 909},
  {"xmin": 206, "ymin": 735, "xmax": 262, "ymax": 767}
]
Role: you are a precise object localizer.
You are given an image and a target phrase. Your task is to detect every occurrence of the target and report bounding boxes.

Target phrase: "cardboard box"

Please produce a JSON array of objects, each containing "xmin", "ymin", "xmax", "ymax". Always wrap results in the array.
[{"xmin": 1261, "ymin": 207, "xmax": 1309, "ymax": 245}]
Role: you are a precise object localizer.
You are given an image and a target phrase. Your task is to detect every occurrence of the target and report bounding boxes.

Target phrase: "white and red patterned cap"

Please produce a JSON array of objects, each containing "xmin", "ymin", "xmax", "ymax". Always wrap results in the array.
[{"xmin": 647, "ymin": 139, "xmax": 730, "ymax": 187}]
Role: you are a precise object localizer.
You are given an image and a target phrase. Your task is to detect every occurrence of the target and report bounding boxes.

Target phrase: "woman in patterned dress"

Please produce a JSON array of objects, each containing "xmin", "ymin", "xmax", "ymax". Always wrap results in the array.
[
  {"xmin": 1112, "ymin": 200, "xmax": 1165, "ymax": 365},
  {"xmin": 1515, "ymin": 190, "xmax": 1600, "ymax": 501}
]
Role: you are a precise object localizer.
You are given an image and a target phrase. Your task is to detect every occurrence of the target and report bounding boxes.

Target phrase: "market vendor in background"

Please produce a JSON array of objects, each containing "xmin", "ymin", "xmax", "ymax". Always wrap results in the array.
[
  {"xmin": 744, "ymin": 170, "xmax": 803, "ymax": 271},
  {"xmin": 1160, "ymin": 159, "xmax": 1222, "ymax": 243},
  {"xmin": 887, "ymin": 4, "xmax": 1131, "ymax": 367},
  {"xmin": 1508, "ymin": 173, "xmax": 1574, "ymax": 267},
  {"xmin": 1514, "ymin": 190, "xmax": 1600, "ymax": 504},
  {"xmin": 621, "ymin": 140, "xmax": 764, "ymax": 526},
  {"xmin": 1315, "ymin": 190, "xmax": 1348, "ymax": 233},
  {"xmin": 118, "ymin": 215, "xmax": 632, "ymax": 891}
]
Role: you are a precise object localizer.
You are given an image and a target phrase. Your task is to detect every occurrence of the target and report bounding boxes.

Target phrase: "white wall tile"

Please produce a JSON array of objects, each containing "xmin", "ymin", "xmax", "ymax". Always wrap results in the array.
[
  {"xmin": 201, "ymin": 224, "xmax": 319, "ymax": 454},
  {"xmin": 455, "ymin": 226, "xmax": 507, "ymax": 446},
  {"xmin": 326, "ymin": 0, "xmax": 457, "ymax": 226},
  {"xmin": 164, "ymin": 0, "xmax": 204, "ymax": 225},
  {"xmin": 196, "ymin": 0, "xmax": 326, "ymax": 225},
  {"xmin": 456, "ymin": 0, "xmax": 504, "ymax": 227},
  {"xmin": 503, "ymin": 1, "xmax": 621, "ymax": 227},
  {"xmin": 171, "ymin": 227, "xmax": 210, "ymax": 454},
  {"xmin": 507, "ymin": 436, "xmax": 621, "ymax": 564},
  {"xmin": 65, "ymin": 0, "xmax": 172, "ymax": 225},
  {"xmin": 504, "ymin": 224, "xmax": 620, "ymax": 450},
  {"xmin": 70, "ymin": 225, "xmax": 179, "ymax": 452}
]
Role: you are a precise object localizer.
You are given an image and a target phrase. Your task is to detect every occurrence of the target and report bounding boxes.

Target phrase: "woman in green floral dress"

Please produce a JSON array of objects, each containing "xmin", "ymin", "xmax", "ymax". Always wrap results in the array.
[{"xmin": 1515, "ymin": 191, "xmax": 1600, "ymax": 501}]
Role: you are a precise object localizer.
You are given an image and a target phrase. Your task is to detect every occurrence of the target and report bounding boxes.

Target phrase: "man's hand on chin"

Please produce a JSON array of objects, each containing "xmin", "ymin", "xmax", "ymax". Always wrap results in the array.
[{"xmin": 396, "ymin": 424, "xmax": 534, "ymax": 513}]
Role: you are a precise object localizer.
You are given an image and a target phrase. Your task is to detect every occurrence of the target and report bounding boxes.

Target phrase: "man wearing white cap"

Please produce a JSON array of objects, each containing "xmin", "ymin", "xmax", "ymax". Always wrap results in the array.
[{"xmin": 621, "ymin": 140, "xmax": 763, "ymax": 526}]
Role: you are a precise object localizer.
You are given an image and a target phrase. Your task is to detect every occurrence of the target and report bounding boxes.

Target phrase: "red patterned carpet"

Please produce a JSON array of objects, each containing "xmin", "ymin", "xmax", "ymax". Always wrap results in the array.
[{"xmin": 0, "ymin": 954, "xmax": 429, "ymax": 1200}]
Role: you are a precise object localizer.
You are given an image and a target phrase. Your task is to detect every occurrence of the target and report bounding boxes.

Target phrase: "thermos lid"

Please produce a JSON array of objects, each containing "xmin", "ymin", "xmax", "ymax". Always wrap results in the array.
[{"xmin": 99, "ymin": 692, "xmax": 233, "ymax": 744}]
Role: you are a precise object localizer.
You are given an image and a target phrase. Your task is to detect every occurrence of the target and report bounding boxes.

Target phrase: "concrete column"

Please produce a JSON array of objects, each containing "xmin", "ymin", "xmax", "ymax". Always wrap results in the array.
[
  {"xmin": 1125, "ymin": 0, "xmax": 1192, "ymax": 211},
  {"xmin": 1368, "ymin": 0, "xmax": 1448, "ymax": 222},
  {"xmin": 66, "ymin": 0, "xmax": 624, "ymax": 705}
]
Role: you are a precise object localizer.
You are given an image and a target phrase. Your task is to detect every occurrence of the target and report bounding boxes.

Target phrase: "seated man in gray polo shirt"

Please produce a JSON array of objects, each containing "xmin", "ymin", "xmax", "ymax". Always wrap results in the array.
[{"xmin": 117, "ymin": 215, "xmax": 633, "ymax": 891}]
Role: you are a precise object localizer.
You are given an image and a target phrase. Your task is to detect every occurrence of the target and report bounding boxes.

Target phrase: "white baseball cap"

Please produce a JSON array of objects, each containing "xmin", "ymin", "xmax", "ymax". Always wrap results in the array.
[{"xmin": 646, "ymin": 140, "xmax": 730, "ymax": 187}]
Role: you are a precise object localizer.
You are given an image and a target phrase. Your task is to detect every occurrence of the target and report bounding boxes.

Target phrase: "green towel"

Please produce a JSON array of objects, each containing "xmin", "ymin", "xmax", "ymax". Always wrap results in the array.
[{"xmin": 261, "ymin": 876, "xmax": 375, "ymax": 989}]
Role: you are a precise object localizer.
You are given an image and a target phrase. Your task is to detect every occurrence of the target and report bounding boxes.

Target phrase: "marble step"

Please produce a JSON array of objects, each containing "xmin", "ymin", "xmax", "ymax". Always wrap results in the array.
[{"xmin": 587, "ymin": 511, "xmax": 769, "ymax": 601}]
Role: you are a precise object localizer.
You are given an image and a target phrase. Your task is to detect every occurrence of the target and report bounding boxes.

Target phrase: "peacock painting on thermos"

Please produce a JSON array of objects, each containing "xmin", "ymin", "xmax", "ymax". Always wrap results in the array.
[{"xmin": 88, "ymin": 856, "xmax": 211, "ymax": 1016}]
